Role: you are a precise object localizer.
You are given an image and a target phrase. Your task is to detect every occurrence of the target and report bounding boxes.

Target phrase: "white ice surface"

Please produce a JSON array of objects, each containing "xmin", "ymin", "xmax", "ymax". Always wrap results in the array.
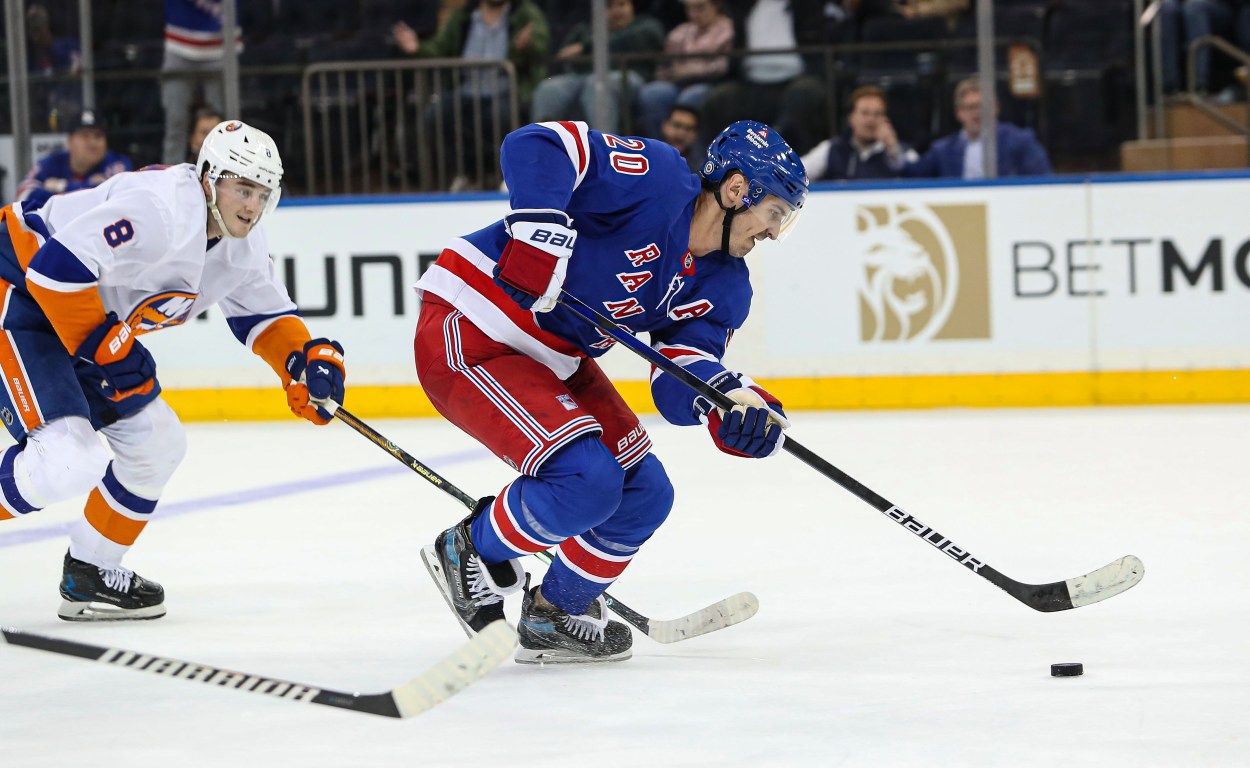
[{"xmin": 1, "ymin": 406, "xmax": 1246, "ymax": 767}]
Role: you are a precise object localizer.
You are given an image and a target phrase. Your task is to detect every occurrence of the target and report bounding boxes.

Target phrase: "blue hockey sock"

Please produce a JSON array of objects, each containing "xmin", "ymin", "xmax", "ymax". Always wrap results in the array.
[
  {"xmin": 470, "ymin": 435, "xmax": 624, "ymax": 563},
  {"xmin": 539, "ymin": 453, "xmax": 675, "ymax": 614}
]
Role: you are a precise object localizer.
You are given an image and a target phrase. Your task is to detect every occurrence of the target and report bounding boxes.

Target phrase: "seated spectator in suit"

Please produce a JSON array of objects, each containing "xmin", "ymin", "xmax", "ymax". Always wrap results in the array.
[
  {"xmin": 530, "ymin": 0, "xmax": 665, "ymax": 134},
  {"xmin": 16, "ymin": 109, "xmax": 132, "ymax": 205},
  {"xmin": 801, "ymin": 85, "xmax": 918, "ymax": 181},
  {"xmin": 637, "ymin": 0, "xmax": 733, "ymax": 138},
  {"xmin": 659, "ymin": 104, "xmax": 704, "ymax": 171},
  {"xmin": 907, "ymin": 78, "xmax": 1051, "ymax": 179}
]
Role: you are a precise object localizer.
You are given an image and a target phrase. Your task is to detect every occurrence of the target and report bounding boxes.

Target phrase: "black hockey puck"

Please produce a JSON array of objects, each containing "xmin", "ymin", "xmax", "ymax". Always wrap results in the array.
[{"xmin": 1050, "ymin": 662, "xmax": 1083, "ymax": 677}]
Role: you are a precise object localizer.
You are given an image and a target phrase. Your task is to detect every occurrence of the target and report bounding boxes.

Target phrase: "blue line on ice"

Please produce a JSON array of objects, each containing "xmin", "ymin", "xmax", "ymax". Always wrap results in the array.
[{"xmin": 0, "ymin": 448, "xmax": 488, "ymax": 549}]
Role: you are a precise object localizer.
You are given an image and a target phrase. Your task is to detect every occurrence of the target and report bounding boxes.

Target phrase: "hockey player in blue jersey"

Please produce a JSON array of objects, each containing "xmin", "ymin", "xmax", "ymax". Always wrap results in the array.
[{"xmin": 414, "ymin": 119, "xmax": 807, "ymax": 663}]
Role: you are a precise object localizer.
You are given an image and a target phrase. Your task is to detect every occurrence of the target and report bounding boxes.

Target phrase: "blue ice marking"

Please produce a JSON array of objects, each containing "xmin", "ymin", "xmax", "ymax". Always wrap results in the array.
[{"xmin": 0, "ymin": 447, "xmax": 490, "ymax": 550}]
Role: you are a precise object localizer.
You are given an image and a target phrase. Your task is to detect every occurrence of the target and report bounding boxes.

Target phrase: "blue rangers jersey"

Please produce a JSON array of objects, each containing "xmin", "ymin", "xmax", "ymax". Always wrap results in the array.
[
  {"xmin": 415, "ymin": 120, "xmax": 755, "ymax": 428},
  {"xmin": 164, "ymin": 0, "xmax": 241, "ymax": 61}
]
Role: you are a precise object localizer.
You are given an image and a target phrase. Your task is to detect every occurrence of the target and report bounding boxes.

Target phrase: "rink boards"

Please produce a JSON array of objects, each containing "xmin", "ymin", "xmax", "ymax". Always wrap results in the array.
[{"xmin": 138, "ymin": 172, "xmax": 1250, "ymax": 420}]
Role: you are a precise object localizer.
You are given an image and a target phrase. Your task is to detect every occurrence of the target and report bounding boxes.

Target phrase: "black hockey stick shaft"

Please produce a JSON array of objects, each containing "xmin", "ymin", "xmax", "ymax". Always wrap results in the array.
[
  {"xmin": 1, "ymin": 625, "xmax": 400, "ymax": 715},
  {"xmin": 557, "ymin": 291, "xmax": 1141, "ymax": 612},
  {"xmin": 0, "ymin": 622, "xmax": 516, "ymax": 718},
  {"xmin": 333, "ymin": 407, "xmax": 655, "ymax": 632}
]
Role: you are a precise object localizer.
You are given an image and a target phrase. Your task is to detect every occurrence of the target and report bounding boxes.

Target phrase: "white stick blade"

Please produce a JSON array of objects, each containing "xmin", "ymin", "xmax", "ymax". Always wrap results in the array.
[
  {"xmin": 390, "ymin": 620, "xmax": 517, "ymax": 718},
  {"xmin": 646, "ymin": 592, "xmax": 760, "ymax": 644},
  {"xmin": 1066, "ymin": 555, "xmax": 1145, "ymax": 608}
]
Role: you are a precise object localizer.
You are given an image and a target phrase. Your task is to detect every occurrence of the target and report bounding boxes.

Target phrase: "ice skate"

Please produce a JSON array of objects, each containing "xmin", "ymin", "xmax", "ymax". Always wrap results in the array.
[
  {"xmin": 58, "ymin": 551, "xmax": 166, "ymax": 621},
  {"xmin": 421, "ymin": 505, "xmax": 525, "ymax": 637},
  {"xmin": 516, "ymin": 578, "xmax": 633, "ymax": 664}
]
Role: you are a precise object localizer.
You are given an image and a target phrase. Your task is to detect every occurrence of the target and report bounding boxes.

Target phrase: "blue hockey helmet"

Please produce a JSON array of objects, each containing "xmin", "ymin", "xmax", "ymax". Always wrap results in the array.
[{"xmin": 700, "ymin": 120, "xmax": 808, "ymax": 239}]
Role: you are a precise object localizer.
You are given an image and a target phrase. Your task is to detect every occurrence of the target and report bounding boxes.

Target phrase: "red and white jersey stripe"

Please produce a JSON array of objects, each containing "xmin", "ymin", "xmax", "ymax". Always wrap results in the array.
[
  {"xmin": 443, "ymin": 309, "xmax": 600, "ymax": 475},
  {"xmin": 164, "ymin": 26, "xmax": 242, "ymax": 61},
  {"xmin": 649, "ymin": 343, "xmax": 718, "ymax": 385},
  {"xmin": 418, "ymin": 237, "xmax": 586, "ymax": 380},
  {"xmin": 536, "ymin": 121, "xmax": 592, "ymax": 192}
]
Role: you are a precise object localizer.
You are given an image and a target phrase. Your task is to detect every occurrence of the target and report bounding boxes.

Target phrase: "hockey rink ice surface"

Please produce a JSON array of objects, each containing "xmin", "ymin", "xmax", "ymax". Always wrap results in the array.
[{"xmin": 1, "ymin": 405, "xmax": 1246, "ymax": 766}]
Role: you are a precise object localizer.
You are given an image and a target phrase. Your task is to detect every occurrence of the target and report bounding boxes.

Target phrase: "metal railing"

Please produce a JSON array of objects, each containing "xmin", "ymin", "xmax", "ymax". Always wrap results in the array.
[
  {"xmin": 301, "ymin": 59, "xmax": 519, "ymax": 196},
  {"xmin": 3, "ymin": 35, "xmax": 1089, "ymax": 198},
  {"xmin": 556, "ymin": 35, "xmax": 1046, "ymax": 165},
  {"xmin": 1184, "ymin": 35, "xmax": 1250, "ymax": 147},
  {"xmin": 1135, "ymin": 0, "xmax": 1166, "ymax": 140},
  {"xmin": 1135, "ymin": 0, "xmax": 1250, "ymax": 156}
]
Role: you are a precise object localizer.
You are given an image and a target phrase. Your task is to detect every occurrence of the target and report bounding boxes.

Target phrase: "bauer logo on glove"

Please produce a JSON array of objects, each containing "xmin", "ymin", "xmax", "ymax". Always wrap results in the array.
[
  {"xmin": 74, "ymin": 312, "xmax": 157, "ymax": 402},
  {"xmin": 495, "ymin": 209, "xmax": 576, "ymax": 313}
]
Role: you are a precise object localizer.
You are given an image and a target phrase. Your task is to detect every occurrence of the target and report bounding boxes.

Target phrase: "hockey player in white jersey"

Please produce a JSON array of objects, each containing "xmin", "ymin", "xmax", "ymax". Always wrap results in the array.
[{"xmin": 0, "ymin": 120, "xmax": 348, "ymax": 621}]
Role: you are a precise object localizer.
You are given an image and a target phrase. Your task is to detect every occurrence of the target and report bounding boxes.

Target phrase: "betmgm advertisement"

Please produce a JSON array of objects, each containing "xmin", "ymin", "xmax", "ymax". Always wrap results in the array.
[
  {"xmin": 140, "ymin": 177, "xmax": 1250, "ymax": 415},
  {"xmin": 760, "ymin": 179, "xmax": 1250, "ymax": 404}
]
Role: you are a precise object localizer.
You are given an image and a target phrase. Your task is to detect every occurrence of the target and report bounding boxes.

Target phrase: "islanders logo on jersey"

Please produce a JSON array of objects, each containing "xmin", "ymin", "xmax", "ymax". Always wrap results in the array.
[
  {"xmin": 125, "ymin": 291, "xmax": 199, "ymax": 334},
  {"xmin": 856, "ymin": 204, "xmax": 990, "ymax": 343}
]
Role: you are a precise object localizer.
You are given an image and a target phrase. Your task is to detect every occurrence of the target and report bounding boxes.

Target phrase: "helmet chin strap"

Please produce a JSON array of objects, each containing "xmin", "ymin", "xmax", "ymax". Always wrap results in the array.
[
  {"xmin": 713, "ymin": 171, "xmax": 748, "ymax": 255},
  {"xmin": 206, "ymin": 176, "xmax": 249, "ymax": 239}
]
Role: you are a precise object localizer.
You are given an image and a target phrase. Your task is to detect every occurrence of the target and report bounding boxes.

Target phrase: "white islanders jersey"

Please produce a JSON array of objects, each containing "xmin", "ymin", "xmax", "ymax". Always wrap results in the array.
[{"xmin": 22, "ymin": 164, "xmax": 296, "ymax": 346}]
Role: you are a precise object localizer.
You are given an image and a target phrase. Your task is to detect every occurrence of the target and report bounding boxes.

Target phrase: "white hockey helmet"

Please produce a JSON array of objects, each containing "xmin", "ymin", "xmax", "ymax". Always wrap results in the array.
[{"xmin": 197, "ymin": 120, "xmax": 283, "ymax": 231}]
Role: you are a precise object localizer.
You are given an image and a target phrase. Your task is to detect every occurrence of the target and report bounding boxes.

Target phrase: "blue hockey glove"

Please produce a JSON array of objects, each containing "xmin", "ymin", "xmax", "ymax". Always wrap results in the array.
[
  {"xmin": 284, "ymin": 338, "xmax": 346, "ymax": 425},
  {"xmin": 74, "ymin": 312, "xmax": 157, "ymax": 402},
  {"xmin": 695, "ymin": 371, "xmax": 789, "ymax": 459}
]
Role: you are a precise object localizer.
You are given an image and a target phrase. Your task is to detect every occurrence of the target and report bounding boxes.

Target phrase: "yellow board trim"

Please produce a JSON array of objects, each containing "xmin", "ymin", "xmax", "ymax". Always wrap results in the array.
[{"xmin": 162, "ymin": 369, "xmax": 1250, "ymax": 422}]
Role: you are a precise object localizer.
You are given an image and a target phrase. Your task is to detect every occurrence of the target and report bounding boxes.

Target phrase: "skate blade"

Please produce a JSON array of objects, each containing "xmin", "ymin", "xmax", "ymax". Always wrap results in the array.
[
  {"xmin": 514, "ymin": 646, "xmax": 633, "ymax": 665},
  {"xmin": 419, "ymin": 545, "xmax": 477, "ymax": 639},
  {"xmin": 57, "ymin": 599, "xmax": 166, "ymax": 622}
]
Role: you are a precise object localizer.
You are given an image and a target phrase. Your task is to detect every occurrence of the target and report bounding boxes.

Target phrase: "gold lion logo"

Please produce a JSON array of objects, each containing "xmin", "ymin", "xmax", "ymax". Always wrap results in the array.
[{"xmin": 857, "ymin": 204, "xmax": 990, "ymax": 342}]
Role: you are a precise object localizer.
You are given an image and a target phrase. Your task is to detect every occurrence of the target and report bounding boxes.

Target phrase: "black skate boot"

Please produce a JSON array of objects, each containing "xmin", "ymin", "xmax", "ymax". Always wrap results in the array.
[
  {"xmin": 58, "ymin": 551, "xmax": 166, "ymax": 621},
  {"xmin": 516, "ymin": 577, "xmax": 633, "ymax": 664},
  {"xmin": 420, "ymin": 498, "xmax": 525, "ymax": 637}
]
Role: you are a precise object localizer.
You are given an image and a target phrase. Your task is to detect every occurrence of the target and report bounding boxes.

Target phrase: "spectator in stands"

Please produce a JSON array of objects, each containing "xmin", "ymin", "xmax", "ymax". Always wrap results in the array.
[
  {"xmin": 699, "ymin": 0, "xmax": 830, "ymax": 155},
  {"xmin": 161, "ymin": 0, "xmax": 239, "ymax": 165},
  {"xmin": 26, "ymin": 4, "xmax": 79, "ymax": 75},
  {"xmin": 16, "ymin": 110, "xmax": 132, "ymax": 204},
  {"xmin": 801, "ymin": 85, "xmax": 918, "ymax": 181},
  {"xmin": 530, "ymin": 0, "xmax": 665, "ymax": 134},
  {"xmin": 186, "ymin": 106, "xmax": 224, "ymax": 164},
  {"xmin": 906, "ymin": 78, "xmax": 1051, "ymax": 179},
  {"xmin": 637, "ymin": 0, "xmax": 733, "ymax": 139},
  {"xmin": 393, "ymin": 0, "xmax": 551, "ymax": 192},
  {"xmin": 1159, "ymin": 0, "xmax": 1250, "ymax": 98},
  {"xmin": 659, "ymin": 104, "xmax": 703, "ymax": 171},
  {"xmin": 26, "ymin": 3, "xmax": 82, "ymax": 129}
]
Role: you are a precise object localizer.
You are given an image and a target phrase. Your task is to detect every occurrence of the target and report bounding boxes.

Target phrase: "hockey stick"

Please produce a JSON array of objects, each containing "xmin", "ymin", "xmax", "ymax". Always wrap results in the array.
[
  {"xmin": 334, "ymin": 407, "xmax": 759, "ymax": 643},
  {"xmin": 0, "ymin": 621, "xmax": 516, "ymax": 719},
  {"xmin": 556, "ymin": 290, "xmax": 1145, "ymax": 613}
]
